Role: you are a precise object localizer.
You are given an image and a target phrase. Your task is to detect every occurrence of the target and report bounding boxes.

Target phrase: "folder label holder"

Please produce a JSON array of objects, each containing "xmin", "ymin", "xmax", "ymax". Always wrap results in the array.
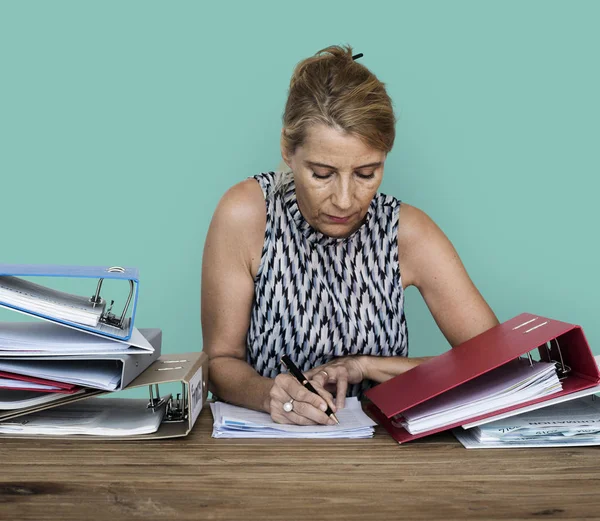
[{"xmin": 189, "ymin": 364, "xmax": 204, "ymax": 425}]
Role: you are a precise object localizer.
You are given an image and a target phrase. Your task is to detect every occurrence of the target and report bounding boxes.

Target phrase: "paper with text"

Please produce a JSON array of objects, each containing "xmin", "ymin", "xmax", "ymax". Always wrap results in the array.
[{"xmin": 211, "ymin": 397, "xmax": 375, "ymax": 439}]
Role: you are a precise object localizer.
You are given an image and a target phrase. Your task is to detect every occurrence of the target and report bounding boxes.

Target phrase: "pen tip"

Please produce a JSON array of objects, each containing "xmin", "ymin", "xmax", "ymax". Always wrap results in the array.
[{"xmin": 332, "ymin": 414, "xmax": 340, "ymax": 425}]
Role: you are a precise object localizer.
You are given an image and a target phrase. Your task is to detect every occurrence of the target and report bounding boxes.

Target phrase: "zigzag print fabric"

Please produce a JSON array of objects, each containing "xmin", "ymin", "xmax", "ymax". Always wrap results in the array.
[{"xmin": 247, "ymin": 172, "xmax": 408, "ymax": 397}]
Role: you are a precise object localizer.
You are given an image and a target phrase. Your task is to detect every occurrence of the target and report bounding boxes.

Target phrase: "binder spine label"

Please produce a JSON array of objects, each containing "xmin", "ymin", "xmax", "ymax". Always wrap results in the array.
[{"xmin": 189, "ymin": 368, "xmax": 203, "ymax": 426}]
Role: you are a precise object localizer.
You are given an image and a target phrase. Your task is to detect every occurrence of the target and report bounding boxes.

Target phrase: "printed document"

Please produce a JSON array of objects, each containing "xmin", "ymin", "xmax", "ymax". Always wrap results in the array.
[
  {"xmin": 0, "ymin": 389, "xmax": 86, "ymax": 410},
  {"xmin": 211, "ymin": 397, "xmax": 376, "ymax": 439},
  {"xmin": 0, "ymin": 397, "xmax": 166, "ymax": 436},
  {"xmin": 0, "ymin": 322, "xmax": 152, "ymax": 355},
  {"xmin": 0, "ymin": 359, "xmax": 122, "ymax": 391},
  {"xmin": 0, "ymin": 276, "xmax": 104, "ymax": 327},
  {"xmin": 455, "ymin": 395, "xmax": 600, "ymax": 448},
  {"xmin": 399, "ymin": 359, "xmax": 562, "ymax": 434}
]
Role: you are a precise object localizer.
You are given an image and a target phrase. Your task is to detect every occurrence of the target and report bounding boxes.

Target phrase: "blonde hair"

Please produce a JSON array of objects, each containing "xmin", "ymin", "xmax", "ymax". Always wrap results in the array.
[{"xmin": 282, "ymin": 45, "xmax": 396, "ymax": 155}]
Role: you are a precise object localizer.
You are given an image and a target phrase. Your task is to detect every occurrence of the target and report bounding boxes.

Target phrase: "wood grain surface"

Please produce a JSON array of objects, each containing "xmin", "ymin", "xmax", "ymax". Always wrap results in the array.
[{"xmin": 1, "ymin": 405, "xmax": 600, "ymax": 520}]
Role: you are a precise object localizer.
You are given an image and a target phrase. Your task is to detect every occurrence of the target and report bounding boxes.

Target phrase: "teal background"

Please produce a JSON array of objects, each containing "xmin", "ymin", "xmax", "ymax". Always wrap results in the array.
[{"xmin": 1, "ymin": 0, "xmax": 599, "ymax": 367}]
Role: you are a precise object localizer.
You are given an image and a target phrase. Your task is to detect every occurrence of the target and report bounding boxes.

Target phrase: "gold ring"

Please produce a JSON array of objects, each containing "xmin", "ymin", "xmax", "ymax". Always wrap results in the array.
[{"xmin": 320, "ymin": 370, "xmax": 329, "ymax": 378}]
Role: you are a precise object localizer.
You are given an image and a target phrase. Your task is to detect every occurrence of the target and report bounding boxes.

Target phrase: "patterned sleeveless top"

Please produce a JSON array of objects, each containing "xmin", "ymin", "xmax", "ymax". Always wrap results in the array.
[{"xmin": 247, "ymin": 172, "xmax": 409, "ymax": 397}]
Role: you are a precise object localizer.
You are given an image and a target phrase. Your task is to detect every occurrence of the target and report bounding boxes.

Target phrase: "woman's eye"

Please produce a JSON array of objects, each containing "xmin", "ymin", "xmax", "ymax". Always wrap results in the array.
[
  {"xmin": 312, "ymin": 171, "xmax": 333, "ymax": 179},
  {"xmin": 356, "ymin": 172, "xmax": 375, "ymax": 180}
]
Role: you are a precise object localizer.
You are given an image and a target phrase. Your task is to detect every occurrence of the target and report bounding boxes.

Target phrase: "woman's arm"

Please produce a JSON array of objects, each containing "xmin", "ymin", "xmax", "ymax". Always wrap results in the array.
[
  {"xmin": 201, "ymin": 180, "xmax": 273, "ymax": 411},
  {"xmin": 398, "ymin": 203, "xmax": 499, "ymax": 345},
  {"xmin": 202, "ymin": 180, "xmax": 336, "ymax": 424}
]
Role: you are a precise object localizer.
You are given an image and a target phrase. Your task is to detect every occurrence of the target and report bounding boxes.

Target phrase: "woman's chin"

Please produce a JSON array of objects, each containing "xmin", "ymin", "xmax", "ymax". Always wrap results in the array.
[{"xmin": 317, "ymin": 222, "xmax": 358, "ymax": 238}]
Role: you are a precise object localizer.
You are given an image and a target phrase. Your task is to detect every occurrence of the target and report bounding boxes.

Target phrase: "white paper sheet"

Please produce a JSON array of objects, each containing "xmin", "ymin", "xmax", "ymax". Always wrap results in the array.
[
  {"xmin": 463, "ymin": 355, "xmax": 600, "ymax": 429},
  {"xmin": 476, "ymin": 397, "xmax": 600, "ymax": 435},
  {"xmin": 0, "ymin": 377, "xmax": 63, "ymax": 391},
  {"xmin": 454, "ymin": 395, "xmax": 600, "ymax": 448},
  {"xmin": 0, "ymin": 276, "xmax": 103, "ymax": 327},
  {"xmin": 400, "ymin": 360, "xmax": 562, "ymax": 434},
  {"xmin": 0, "ymin": 397, "xmax": 167, "ymax": 436},
  {"xmin": 0, "ymin": 359, "xmax": 122, "ymax": 390},
  {"xmin": 211, "ymin": 397, "xmax": 376, "ymax": 439},
  {"xmin": 454, "ymin": 421, "xmax": 600, "ymax": 449},
  {"xmin": 0, "ymin": 389, "xmax": 85, "ymax": 410},
  {"xmin": 0, "ymin": 322, "xmax": 153, "ymax": 355}
]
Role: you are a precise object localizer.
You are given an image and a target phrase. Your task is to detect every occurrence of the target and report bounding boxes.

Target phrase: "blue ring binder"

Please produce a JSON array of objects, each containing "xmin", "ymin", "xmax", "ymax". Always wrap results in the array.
[{"xmin": 0, "ymin": 264, "xmax": 140, "ymax": 341}]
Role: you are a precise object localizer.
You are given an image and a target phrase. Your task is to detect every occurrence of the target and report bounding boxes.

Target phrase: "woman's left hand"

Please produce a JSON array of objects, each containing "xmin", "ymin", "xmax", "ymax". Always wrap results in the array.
[{"xmin": 305, "ymin": 356, "xmax": 367, "ymax": 409}]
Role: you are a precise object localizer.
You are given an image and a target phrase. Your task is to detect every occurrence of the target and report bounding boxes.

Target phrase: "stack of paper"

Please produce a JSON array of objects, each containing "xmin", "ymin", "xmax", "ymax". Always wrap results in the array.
[
  {"xmin": 0, "ymin": 389, "xmax": 86, "ymax": 410},
  {"xmin": 211, "ymin": 397, "xmax": 376, "ymax": 438},
  {"xmin": 454, "ymin": 395, "xmax": 600, "ymax": 448},
  {"xmin": 0, "ymin": 370, "xmax": 81, "ymax": 393},
  {"xmin": 0, "ymin": 397, "xmax": 167, "ymax": 436},
  {"xmin": 0, "ymin": 322, "xmax": 154, "ymax": 356},
  {"xmin": 0, "ymin": 376, "xmax": 68, "ymax": 392},
  {"xmin": 0, "ymin": 276, "xmax": 104, "ymax": 327},
  {"xmin": 0, "ymin": 358, "xmax": 122, "ymax": 391},
  {"xmin": 0, "ymin": 322, "xmax": 158, "ymax": 393},
  {"xmin": 398, "ymin": 359, "xmax": 562, "ymax": 435}
]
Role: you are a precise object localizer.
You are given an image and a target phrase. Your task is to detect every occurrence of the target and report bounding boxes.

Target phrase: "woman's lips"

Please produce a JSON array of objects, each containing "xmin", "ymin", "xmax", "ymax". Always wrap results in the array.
[{"xmin": 326, "ymin": 214, "xmax": 353, "ymax": 224}]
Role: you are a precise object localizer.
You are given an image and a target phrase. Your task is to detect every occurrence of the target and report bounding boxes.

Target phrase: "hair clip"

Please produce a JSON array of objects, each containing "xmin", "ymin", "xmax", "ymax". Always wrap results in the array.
[{"xmin": 352, "ymin": 53, "xmax": 364, "ymax": 61}]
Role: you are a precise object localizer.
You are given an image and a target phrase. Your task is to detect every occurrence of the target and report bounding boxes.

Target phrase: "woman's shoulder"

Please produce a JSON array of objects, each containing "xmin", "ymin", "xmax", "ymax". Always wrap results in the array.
[
  {"xmin": 398, "ymin": 202, "xmax": 432, "ymax": 232},
  {"xmin": 398, "ymin": 203, "xmax": 457, "ymax": 288},
  {"xmin": 398, "ymin": 203, "xmax": 443, "ymax": 251},
  {"xmin": 211, "ymin": 177, "xmax": 267, "ymax": 240}
]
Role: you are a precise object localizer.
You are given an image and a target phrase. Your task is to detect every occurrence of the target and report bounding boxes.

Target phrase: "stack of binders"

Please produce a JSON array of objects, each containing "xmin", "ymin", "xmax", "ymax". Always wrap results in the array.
[{"xmin": 0, "ymin": 264, "xmax": 207, "ymax": 440}]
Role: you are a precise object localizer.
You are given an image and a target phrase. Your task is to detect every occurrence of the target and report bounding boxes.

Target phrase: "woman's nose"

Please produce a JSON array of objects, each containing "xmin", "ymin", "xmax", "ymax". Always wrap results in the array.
[{"xmin": 332, "ymin": 180, "xmax": 353, "ymax": 211}]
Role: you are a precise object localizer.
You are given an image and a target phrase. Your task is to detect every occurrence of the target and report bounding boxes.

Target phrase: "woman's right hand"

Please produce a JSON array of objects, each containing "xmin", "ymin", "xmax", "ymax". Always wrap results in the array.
[{"xmin": 266, "ymin": 373, "xmax": 338, "ymax": 425}]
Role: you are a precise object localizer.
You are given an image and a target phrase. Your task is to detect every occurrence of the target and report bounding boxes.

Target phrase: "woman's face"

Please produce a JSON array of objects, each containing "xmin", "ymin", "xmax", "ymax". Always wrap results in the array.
[{"xmin": 282, "ymin": 124, "xmax": 386, "ymax": 238}]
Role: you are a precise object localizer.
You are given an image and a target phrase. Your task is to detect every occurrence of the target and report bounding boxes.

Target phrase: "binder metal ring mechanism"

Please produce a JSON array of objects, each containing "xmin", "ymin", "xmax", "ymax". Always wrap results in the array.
[
  {"xmin": 365, "ymin": 313, "xmax": 600, "ymax": 444},
  {"xmin": 515, "ymin": 317, "xmax": 572, "ymax": 380},
  {"xmin": 131, "ymin": 351, "xmax": 209, "ymax": 437},
  {"xmin": 90, "ymin": 266, "xmax": 135, "ymax": 332},
  {"xmin": 0, "ymin": 264, "xmax": 141, "ymax": 341}
]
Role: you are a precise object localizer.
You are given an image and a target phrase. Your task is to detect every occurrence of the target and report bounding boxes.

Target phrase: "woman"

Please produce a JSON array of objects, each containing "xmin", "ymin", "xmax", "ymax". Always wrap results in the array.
[{"xmin": 202, "ymin": 45, "xmax": 498, "ymax": 426}]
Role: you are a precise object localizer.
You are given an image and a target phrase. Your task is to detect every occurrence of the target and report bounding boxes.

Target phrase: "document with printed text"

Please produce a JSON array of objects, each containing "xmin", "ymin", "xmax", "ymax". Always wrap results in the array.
[{"xmin": 211, "ymin": 397, "xmax": 376, "ymax": 438}]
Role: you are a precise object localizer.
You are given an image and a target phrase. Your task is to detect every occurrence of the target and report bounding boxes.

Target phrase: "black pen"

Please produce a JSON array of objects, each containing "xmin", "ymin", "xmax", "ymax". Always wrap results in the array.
[{"xmin": 280, "ymin": 355, "xmax": 340, "ymax": 425}]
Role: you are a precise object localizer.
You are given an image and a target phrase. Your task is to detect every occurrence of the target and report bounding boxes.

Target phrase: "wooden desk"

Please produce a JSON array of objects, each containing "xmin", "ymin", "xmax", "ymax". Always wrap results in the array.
[{"xmin": 2, "ymin": 406, "xmax": 600, "ymax": 520}]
